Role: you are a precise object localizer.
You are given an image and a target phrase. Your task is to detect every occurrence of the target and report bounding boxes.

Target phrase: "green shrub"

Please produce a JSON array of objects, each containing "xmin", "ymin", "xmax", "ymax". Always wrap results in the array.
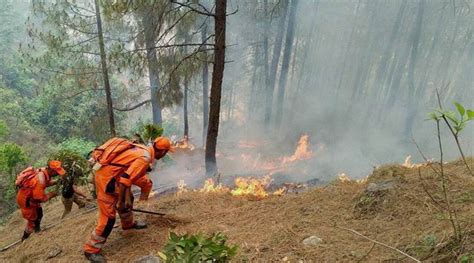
[
  {"xmin": 0, "ymin": 142, "xmax": 28, "ymax": 200},
  {"xmin": 158, "ymin": 232, "xmax": 238, "ymax": 263},
  {"xmin": 49, "ymin": 149, "xmax": 90, "ymax": 186},
  {"xmin": 57, "ymin": 137, "xmax": 96, "ymax": 158}
]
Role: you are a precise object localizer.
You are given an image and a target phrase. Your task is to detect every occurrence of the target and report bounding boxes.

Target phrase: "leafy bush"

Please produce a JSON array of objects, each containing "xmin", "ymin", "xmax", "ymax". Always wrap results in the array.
[
  {"xmin": 0, "ymin": 120, "xmax": 7, "ymax": 141},
  {"xmin": 49, "ymin": 149, "xmax": 90, "ymax": 186},
  {"xmin": 0, "ymin": 142, "xmax": 28, "ymax": 200},
  {"xmin": 57, "ymin": 137, "xmax": 96, "ymax": 158},
  {"xmin": 158, "ymin": 232, "xmax": 238, "ymax": 263},
  {"xmin": 0, "ymin": 143, "xmax": 28, "ymax": 176},
  {"xmin": 130, "ymin": 122, "xmax": 164, "ymax": 144}
]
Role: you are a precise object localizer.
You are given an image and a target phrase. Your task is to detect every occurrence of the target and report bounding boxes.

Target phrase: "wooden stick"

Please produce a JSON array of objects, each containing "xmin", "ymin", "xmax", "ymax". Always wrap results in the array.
[{"xmin": 336, "ymin": 226, "xmax": 421, "ymax": 263}]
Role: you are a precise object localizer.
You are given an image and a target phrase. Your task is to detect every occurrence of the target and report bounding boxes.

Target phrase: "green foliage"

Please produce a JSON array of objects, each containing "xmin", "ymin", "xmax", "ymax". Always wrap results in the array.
[
  {"xmin": 0, "ymin": 142, "xmax": 28, "ymax": 200},
  {"xmin": 0, "ymin": 143, "xmax": 27, "ymax": 176},
  {"xmin": 460, "ymin": 253, "xmax": 474, "ymax": 263},
  {"xmin": 57, "ymin": 138, "xmax": 96, "ymax": 158},
  {"xmin": 48, "ymin": 149, "xmax": 90, "ymax": 186},
  {"xmin": 130, "ymin": 121, "xmax": 165, "ymax": 143},
  {"xmin": 158, "ymin": 232, "xmax": 238, "ymax": 263},
  {"xmin": 0, "ymin": 120, "xmax": 7, "ymax": 141},
  {"xmin": 428, "ymin": 101, "xmax": 474, "ymax": 135}
]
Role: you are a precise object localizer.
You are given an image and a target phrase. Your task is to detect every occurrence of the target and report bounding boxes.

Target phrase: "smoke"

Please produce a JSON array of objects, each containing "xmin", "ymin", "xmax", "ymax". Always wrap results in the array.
[{"xmin": 133, "ymin": 0, "xmax": 474, "ymax": 187}]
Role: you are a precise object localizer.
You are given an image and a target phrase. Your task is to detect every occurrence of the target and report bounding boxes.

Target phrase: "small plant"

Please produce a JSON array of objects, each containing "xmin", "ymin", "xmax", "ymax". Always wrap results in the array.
[
  {"xmin": 49, "ymin": 149, "xmax": 91, "ymax": 186},
  {"xmin": 158, "ymin": 232, "xmax": 238, "ymax": 263},
  {"xmin": 415, "ymin": 94, "xmax": 473, "ymax": 256},
  {"xmin": 428, "ymin": 94, "xmax": 474, "ymax": 176}
]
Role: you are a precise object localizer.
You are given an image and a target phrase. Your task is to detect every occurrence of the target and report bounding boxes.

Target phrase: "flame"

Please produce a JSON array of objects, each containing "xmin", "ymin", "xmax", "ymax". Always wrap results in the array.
[
  {"xmin": 177, "ymin": 179, "xmax": 187, "ymax": 195},
  {"xmin": 177, "ymin": 175, "xmax": 284, "ymax": 199},
  {"xmin": 338, "ymin": 173, "xmax": 351, "ymax": 182},
  {"xmin": 282, "ymin": 134, "xmax": 313, "ymax": 164},
  {"xmin": 174, "ymin": 136, "xmax": 195, "ymax": 151},
  {"xmin": 402, "ymin": 155, "xmax": 424, "ymax": 168},
  {"xmin": 199, "ymin": 178, "xmax": 228, "ymax": 193},
  {"xmin": 230, "ymin": 175, "xmax": 272, "ymax": 199}
]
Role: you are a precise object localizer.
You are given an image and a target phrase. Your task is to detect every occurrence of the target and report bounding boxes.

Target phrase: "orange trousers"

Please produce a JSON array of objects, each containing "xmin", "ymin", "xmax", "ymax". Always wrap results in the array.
[
  {"xmin": 16, "ymin": 189, "xmax": 43, "ymax": 233},
  {"xmin": 134, "ymin": 175, "xmax": 153, "ymax": 201},
  {"xmin": 84, "ymin": 174, "xmax": 135, "ymax": 254}
]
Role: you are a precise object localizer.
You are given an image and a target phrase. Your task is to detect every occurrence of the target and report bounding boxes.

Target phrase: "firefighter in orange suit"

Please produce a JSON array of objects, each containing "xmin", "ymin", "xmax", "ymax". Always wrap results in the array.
[
  {"xmin": 134, "ymin": 174, "xmax": 153, "ymax": 201},
  {"xmin": 84, "ymin": 137, "xmax": 173, "ymax": 262},
  {"xmin": 16, "ymin": 160, "xmax": 66, "ymax": 240}
]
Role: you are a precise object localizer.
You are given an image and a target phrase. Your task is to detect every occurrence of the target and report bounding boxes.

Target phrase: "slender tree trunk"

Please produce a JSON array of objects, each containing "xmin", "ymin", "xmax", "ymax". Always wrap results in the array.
[
  {"xmin": 143, "ymin": 11, "xmax": 163, "ymax": 126},
  {"xmin": 183, "ymin": 35, "xmax": 190, "ymax": 138},
  {"xmin": 262, "ymin": 0, "xmax": 269, "ymax": 126},
  {"xmin": 201, "ymin": 21, "xmax": 209, "ymax": 145},
  {"xmin": 205, "ymin": 0, "xmax": 226, "ymax": 177},
  {"xmin": 94, "ymin": 0, "xmax": 115, "ymax": 136},
  {"xmin": 334, "ymin": 0, "xmax": 361, "ymax": 103},
  {"xmin": 247, "ymin": 45, "xmax": 259, "ymax": 121},
  {"xmin": 264, "ymin": 0, "xmax": 288, "ymax": 130},
  {"xmin": 404, "ymin": 0, "xmax": 425, "ymax": 137},
  {"xmin": 274, "ymin": 0, "xmax": 298, "ymax": 129}
]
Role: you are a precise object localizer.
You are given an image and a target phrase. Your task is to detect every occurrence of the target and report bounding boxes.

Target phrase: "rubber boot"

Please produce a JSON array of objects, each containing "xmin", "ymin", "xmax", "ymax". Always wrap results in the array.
[{"xmin": 84, "ymin": 252, "xmax": 106, "ymax": 263}]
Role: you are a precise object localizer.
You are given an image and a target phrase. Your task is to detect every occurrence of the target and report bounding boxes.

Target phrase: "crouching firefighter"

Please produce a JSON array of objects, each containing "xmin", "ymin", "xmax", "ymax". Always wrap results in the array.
[
  {"xmin": 84, "ymin": 137, "xmax": 173, "ymax": 262},
  {"xmin": 16, "ymin": 160, "xmax": 66, "ymax": 240}
]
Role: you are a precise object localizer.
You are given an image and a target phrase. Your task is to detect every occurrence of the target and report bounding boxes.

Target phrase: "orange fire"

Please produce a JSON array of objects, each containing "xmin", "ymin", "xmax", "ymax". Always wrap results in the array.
[
  {"xmin": 177, "ymin": 175, "xmax": 285, "ymax": 199},
  {"xmin": 282, "ymin": 134, "xmax": 313, "ymax": 164},
  {"xmin": 199, "ymin": 178, "xmax": 229, "ymax": 193},
  {"xmin": 174, "ymin": 136, "xmax": 195, "ymax": 151}
]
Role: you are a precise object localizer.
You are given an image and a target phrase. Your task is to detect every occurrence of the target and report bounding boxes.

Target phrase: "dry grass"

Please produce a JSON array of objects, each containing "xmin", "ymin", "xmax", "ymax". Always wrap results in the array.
[{"xmin": 0, "ymin": 158, "xmax": 473, "ymax": 262}]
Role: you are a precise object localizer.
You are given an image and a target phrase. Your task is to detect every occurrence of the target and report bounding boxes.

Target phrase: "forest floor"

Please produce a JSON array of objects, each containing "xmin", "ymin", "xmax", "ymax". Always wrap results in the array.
[{"xmin": 0, "ymin": 158, "xmax": 473, "ymax": 262}]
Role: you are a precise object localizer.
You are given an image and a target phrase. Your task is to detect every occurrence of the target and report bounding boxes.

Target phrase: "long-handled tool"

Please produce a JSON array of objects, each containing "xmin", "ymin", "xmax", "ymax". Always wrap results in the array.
[{"xmin": 131, "ymin": 208, "xmax": 166, "ymax": 216}]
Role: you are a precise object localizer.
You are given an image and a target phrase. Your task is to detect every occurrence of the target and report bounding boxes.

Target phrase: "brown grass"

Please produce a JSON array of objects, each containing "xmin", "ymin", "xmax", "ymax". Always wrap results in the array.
[{"xmin": 0, "ymin": 158, "xmax": 473, "ymax": 262}]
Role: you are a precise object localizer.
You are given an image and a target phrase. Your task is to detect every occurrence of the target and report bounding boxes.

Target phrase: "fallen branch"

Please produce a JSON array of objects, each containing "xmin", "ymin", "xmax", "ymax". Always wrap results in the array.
[{"xmin": 336, "ymin": 226, "xmax": 421, "ymax": 263}]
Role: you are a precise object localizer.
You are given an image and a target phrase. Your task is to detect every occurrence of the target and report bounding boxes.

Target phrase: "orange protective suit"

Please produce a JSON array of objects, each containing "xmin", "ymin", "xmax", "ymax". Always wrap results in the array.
[
  {"xmin": 134, "ymin": 174, "xmax": 153, "ymax": 201},
  {"xmin": 84, "ymin": 144, "xmax": 155, "ymax": 254},
  {"xmin": 16, "ymin": 169, "xmax": 55, "ymax": 233}
]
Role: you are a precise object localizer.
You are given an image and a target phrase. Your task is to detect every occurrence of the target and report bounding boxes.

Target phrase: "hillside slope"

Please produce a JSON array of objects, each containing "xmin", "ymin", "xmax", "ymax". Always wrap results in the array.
[{"xmin": 1, "ymin": 159, "xmax": 473, "ymax": 262}]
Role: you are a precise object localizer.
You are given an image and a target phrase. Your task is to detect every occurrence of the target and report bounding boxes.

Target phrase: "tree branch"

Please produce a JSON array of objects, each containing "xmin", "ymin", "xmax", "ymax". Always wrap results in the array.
[
  {"xmin": 113, "ymin": 99, "xmax": 151, "ymax": 111},
  {"xmin": 336, "ymin": 226, "xmax": 421, "ymax": 262},
  {"xmin": 170, "ymin": 0, "xmax": 216, "ymax": 16}
]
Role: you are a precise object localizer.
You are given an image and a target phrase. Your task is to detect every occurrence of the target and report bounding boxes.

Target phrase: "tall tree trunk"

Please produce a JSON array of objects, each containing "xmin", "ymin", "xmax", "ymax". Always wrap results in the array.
[
  {"xmin": 183, "ymin": 35, "xmax": 190, "ymax": 138},
  {"xmin": 201, "ymin": 21, "xmax": 209, "ymax": 145},
  {"xmin": 274, "ymin": 0, "xmax": 298, "ymax": 129},
  {"xmin": 205, "ymin": 0, "xmax": 226, "ymax": 177},
  {"xmin": 334, "ymin": 0, "xmax": 362, "ymax": 103},
  {"xmin": 94, "ymin": 0, "xmax": 115, "ymax": 136},
  {"xmin": 264, "ymin": 0, "xmax": 288, "ymax": 130},
  {"xmin": 262, "ymin": 0, "xmax": 269, "ymax": 126},
  {"xmin": 143, "ymin": 10, "xmax": 163, "ymax": 125},
  {"xmin": 404, "ymin": 0, "xmax": 425, "ymax": 137},
  {"xmin": 247, "ymin": 45, "xmax": 259, "ymax": 121}
]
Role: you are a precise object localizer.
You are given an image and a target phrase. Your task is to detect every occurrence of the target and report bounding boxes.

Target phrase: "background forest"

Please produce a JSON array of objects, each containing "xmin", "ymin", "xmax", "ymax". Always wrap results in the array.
[{"xmin": 0, "ymin": 0, "xmax": 472, "ymax": 218}]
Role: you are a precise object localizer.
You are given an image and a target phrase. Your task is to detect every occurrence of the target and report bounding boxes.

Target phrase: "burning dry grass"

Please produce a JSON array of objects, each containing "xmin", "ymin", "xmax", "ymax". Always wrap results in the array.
[{"xmin": 1, "ymin": 158, "xmax": 473, "ymax": 262}]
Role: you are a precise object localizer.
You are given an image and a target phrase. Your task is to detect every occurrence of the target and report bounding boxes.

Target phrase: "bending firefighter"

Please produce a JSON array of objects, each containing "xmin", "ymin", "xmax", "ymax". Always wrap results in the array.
[
  {"xmin": 15, "ymin": 160, "xmax": 66, "ymax": 240},
  {"xmin": 84, "ymin": 137, "xmax": 173, "ymax": 262}
]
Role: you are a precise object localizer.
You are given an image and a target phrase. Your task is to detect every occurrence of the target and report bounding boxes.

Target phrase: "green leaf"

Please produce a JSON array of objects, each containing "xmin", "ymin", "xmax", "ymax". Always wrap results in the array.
[
  {"xmin": 467, "ymin": 110, "xmax": 474, "ymax": 120},
  {"xmin": 157, "ymin": 251, "xmax": 167, "ymax": 260},
  {"xmin": 441, "ymin": 110, "xmax": 459, "ymax": 126},
  {"xmin": 454, "ymin": 101, "xmax": 465, "ymax": 117}
]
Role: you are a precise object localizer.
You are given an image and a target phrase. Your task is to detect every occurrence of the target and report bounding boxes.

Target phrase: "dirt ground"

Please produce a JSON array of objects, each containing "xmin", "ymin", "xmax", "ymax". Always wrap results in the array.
[{"xmin": 0, "ymin": 158, "xmax": 473, "ymax": 262}]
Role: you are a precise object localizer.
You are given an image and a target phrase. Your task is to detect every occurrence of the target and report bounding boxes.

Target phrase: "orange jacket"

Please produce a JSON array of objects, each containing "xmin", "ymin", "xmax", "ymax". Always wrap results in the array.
[
  {"xmin": 96, "ymin": 144, "xmax": 155, "ymax": 188},
  {"xmin": 17, "ymin": 168, "xmax": 55, "ymax": 207}
]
